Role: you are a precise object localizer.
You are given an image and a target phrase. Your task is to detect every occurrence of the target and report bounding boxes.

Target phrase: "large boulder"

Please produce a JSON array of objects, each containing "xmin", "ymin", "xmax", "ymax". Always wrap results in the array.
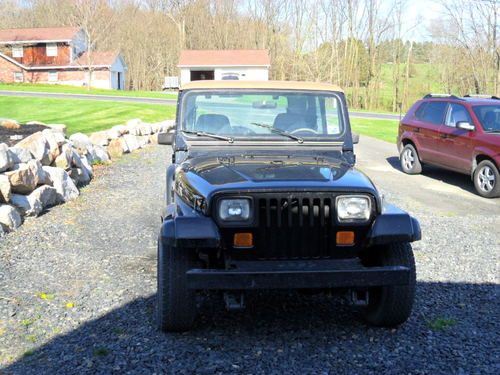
[
  {"xmin": 69, "ymin": 168, "xmax": 91, "ymax": 186},
  {"xmin": 0, "ymin": 204, "xmax": 22, "ymax": 231},
  {"xmin": 41, "ymin": 129, "xmax": 61, "ymax": 161},
  {"xmin": 9, "ymin": 147, "xmax": 32, "ymax": 164},
  {"xmin": 89, "ymin": 131, "xmax": 110, "ymax": 146},
  {"xmin": 137, "ymin": 136, "xmax": 150, "ymax": 148},
  {"xmin": 10, "ymin": 193, "xmax": 43, "ymax": 217},
  {"xmin": 0, "ymin": 119, "xmax": 20, "ymax": 130},
  {"xmin": 72, "ymin": 152, "xmax": 93, "ymax": 178},
  {"xmin": 111, "ymin": 124, "xmax": 128, "ymax": 136},
  {"xmin": 5, "ymin": 164, "xmax": 36, "ymax": 194},
  {"xmin": 15, "ymin": 132, "xmax": 51, "ymax": 165},
  {"xmin": 139, "ymin": 123, "xmax": 153, "ymax": 136},
  {"xmin": 69, "ymin": 133, "xmax": 93, "ymax": 154},
  {"xmin": 107, "ymin": 139, "xmax": 125, "ymax": 158},
  {"xmin": 42, "ymin": 167, "xmax": 79, "ymax": 202},
  {"xmin": 0, "ymin": 174, "xmax": 11, "ymax": 203},
  {"xmin": 45, "ymin": 124, "xmax": 67, "ymax": 134},
  {"xmin": 123, "ymin": 134, "xmax": 140, "ymax": 152},
  {"xmin": 30, "ymin": 185, "xmax": 59, "ymax": 208},
  {"xmin": 152, "ymin": 120, "xmax": 175, "ymax": 133},
  {"xmin": 107, "ymin": 127, "xmax": 121, "ymax": 140},
  {"xmin": 0, "ymin": 143, "xmax": 14, "ymax": 172}
]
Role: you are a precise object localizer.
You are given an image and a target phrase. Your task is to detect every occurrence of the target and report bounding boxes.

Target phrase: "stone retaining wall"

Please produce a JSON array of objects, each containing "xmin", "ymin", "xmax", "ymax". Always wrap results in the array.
[{"xmin": 0, "ymin": 118, "xmax": 173, "ymax": 236}]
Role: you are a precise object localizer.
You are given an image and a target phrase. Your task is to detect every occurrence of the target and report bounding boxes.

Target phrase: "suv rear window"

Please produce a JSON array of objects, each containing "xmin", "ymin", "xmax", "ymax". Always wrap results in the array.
[{"xmin": 416, "ymin": 101, "xmax": 448, "ymax": 124}]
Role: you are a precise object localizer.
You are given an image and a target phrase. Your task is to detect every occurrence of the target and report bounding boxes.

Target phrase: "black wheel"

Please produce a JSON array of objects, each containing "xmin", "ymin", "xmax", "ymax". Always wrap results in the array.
[
  {"xmin": 157, "ymin": 241, "xmax": 196, "ymax": 332},
  {"xmin": 473, "ymin": 160, "xmax": 500, "ymax": 198},
  {"xmin": 363, "ymin": 242, "xmax": 416, "ymax": 327},
  {"xmin": 400, "ymin": 144, "xmax": 422, "ymax": 174}
]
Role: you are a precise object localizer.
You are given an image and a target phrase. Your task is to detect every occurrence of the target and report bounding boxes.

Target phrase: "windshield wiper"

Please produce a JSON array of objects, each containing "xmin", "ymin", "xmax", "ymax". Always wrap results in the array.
[
  {"xmin": 251, "ymin": 122, "xmax": 304, "ymax": 144},
  {"xmin": 182, "ymin": 130, "xmax": 234, "ymax": 143}
]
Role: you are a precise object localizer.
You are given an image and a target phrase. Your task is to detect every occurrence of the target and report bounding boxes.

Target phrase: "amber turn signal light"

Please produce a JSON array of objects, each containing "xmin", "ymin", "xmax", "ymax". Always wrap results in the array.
[
  {"xmin": 336, "ymin": 231, "xmax": 355, "ymax": 245},
  {"xmin": 233, "ymin": 232, "xmax": 253, "ymax": 248}
]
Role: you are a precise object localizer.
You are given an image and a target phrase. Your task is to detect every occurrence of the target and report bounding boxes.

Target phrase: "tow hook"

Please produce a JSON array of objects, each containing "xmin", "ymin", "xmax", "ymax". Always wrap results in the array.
[
  {"xmin": 224, "ymin": 292, "xmax": 245, "ymax": 311},
  {"xmin": 348, "ymin": 290, "xmax": 369, "ymax": 306}
]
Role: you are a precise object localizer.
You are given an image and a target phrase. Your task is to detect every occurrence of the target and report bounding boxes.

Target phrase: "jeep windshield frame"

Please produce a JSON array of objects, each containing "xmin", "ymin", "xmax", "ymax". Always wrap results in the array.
[{"xmin": 179, "ymin": 89, "xmax": 349, "ymax": 144}]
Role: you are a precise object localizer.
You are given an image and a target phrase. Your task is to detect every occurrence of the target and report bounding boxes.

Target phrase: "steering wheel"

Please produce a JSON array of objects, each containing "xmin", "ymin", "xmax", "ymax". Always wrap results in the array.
[{"xmin": 290, "ymin": 128, "xmax": 319, "ymax": 135}]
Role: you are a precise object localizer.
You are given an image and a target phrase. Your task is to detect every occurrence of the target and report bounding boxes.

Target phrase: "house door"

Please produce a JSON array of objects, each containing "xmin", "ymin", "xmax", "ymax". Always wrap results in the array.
[{"xmin": 190, "ymin": 70, "xmax": 214, "ymax": 81}]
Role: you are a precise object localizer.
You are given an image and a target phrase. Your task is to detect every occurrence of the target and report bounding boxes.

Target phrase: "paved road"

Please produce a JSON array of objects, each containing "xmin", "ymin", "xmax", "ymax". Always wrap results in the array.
[
  {"xmin": 0, "ymin": 90, "xmax": 400, "ymax": 120},
  {"xmin": 0, "ymin": 138, "xmax": 498, "ymax": 374}
]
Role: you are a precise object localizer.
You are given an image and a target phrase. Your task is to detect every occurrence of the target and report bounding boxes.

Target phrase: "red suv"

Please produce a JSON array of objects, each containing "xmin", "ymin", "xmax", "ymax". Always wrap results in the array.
[{"xmin": 397, "ymin": 94, "xmax": 500, "ymax": 198}]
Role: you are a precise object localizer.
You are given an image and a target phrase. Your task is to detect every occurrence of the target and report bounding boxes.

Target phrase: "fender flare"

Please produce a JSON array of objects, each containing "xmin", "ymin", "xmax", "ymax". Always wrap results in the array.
[{"xmin": 160, "ymin": 215, "xmax": 220, "ymax": 248}]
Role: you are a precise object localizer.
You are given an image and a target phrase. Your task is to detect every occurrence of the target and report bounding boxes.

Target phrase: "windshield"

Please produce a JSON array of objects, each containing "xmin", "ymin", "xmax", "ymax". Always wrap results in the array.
[
  {"xmin": 472, "ymin": 105, "xmax": 500, "ymax": 132},
  {"xmin": 181, "ymin": 90, "xmax": 344, "ymax": 141}
]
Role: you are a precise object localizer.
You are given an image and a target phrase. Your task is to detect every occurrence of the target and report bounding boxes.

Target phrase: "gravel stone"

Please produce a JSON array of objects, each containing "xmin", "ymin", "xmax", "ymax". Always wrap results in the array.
[{"xmin": 0, "ymin": 144, "xmax": 498, "ymax": 375}]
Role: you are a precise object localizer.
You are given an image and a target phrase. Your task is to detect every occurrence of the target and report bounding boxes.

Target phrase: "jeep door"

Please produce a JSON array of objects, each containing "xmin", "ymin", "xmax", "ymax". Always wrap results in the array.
[
  {"xmin": 411, "ymin": 101, "xmax": 447, "ymax": 163},
  {"xmin": 436, "ymin": 103, "xmax": 476, "ymax": 173}
]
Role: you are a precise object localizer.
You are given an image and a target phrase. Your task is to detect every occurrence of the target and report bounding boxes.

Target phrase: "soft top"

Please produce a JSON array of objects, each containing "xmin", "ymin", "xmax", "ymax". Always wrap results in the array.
[{"xmin": 180, "ymin": 80, "xmax": 344, "ymax": 93}]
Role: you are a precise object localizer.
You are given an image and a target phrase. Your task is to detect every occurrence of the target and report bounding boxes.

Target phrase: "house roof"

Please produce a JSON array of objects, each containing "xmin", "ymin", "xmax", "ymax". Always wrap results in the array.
[
  {"xmin": 0, "ymin": 27, "xmax": 80, "ymax": 43},
  {"xmin": 180, "ymin": 80, "xmax": 344, "ymax": 93},
  {"xmin": 72, "ymin": 51, "xmax": 121, "ymax": 67},
  {"xmin": 178, "ymin": 50, "xmax": 270, "ymax": 67}
]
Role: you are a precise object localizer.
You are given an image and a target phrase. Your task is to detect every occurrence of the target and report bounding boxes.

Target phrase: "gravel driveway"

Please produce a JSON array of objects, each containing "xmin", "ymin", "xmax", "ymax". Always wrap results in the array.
[{"xmin": 0, "ymin": 141, "xmax": 499, "ymax": 375}]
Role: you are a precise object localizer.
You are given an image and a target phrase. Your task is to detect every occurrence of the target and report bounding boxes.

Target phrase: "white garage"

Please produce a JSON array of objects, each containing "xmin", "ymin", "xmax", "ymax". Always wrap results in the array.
[{"xmin": 178, "ymin": 49, "xmax": 270, "ymax": 86}]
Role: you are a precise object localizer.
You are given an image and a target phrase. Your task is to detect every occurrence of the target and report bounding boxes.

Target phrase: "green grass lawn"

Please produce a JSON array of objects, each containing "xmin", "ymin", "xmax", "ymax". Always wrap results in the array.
[
  {"xmin": 0, "ymin": 96, "xmax": 175, "ymax": 135},
  {"xmin": 0, "ymin": 83, "xmax": 177, "ymax": 99},
  {"xmin": 350, "ymin": 117, "xmax": 399, "ymax": 143}
]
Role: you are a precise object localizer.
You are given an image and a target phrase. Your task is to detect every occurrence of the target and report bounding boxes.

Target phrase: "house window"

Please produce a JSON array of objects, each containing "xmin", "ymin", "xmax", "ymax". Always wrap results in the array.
[
  {"xmin": 46, "ymin": 43, "xmax": 58, "ymax": 57},
  {"xmin": 14, "ymin": 72, "xmax": 23, "ymax": 82},
  {"xmin": 48, "ymin": 71, "xmax": 58, "ymax": 82},
  {"xmin": 12, "ymin": 45, "xmax": 23, "ymax": 58}
]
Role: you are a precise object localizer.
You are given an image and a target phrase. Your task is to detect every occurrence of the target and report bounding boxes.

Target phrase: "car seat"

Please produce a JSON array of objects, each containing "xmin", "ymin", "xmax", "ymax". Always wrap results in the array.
[
  {"xmin": 196, "ymin": 114, "xmax": 230, "ymax": 133},
  {"xmin": 273, "ymin": 96, "xmax": 309, "ymax": 132}
]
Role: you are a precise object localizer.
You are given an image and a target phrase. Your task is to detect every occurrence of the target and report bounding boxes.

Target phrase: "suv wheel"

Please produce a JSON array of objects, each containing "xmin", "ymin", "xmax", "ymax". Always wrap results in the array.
[
  {"xmin": 363, "ymin": 242, "xmax": 416, "ymax": 327},
  {"xmin": 400, "ymin": 144, "xmax": 422, "ymax": 174},
  {"xmin": 157, "ymin": 242, "xmax": 197, "ymax": 332},
  {"xmin": 473, "ymin": 160, "xmax": 500, "ymax": 198}
]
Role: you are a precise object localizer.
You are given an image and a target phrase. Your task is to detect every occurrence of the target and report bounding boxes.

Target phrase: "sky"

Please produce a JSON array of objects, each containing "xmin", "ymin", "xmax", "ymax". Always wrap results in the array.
[{"xmin": 405, "ymin": 0, "xmax": 445, "ymax": 41}]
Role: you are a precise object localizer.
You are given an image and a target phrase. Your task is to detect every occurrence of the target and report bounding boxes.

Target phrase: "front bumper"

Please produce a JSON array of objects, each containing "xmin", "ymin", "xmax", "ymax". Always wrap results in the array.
[{"xmin": 186, "ymin": 259, "xmax": 410, "ymax": 290}]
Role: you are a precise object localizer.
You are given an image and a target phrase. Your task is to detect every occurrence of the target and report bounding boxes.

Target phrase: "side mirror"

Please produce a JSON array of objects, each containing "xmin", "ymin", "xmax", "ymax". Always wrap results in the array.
[
  {"xmin": 456, "ymin": 121, "xmax": 475, "ymax": 131},
  {"xmin": 352, "ymin": 133, "xmax": 360, "ymax": 144},
  {"xmin": 158, "ymin": 131, "xmax": 174, "ymax": 145}
]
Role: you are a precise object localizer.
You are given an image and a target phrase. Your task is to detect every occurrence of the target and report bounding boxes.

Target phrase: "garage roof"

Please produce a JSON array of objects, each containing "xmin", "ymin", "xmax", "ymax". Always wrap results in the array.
[{"xmin": 178, "ymin": 50, "xmax": 270, "ymax": 67}]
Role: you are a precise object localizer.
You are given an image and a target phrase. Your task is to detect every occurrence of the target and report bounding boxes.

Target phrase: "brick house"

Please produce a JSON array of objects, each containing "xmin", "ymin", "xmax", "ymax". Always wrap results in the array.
[{"xmin": 0, "ymin": 27, "xmax": 127, "ymax": 89}]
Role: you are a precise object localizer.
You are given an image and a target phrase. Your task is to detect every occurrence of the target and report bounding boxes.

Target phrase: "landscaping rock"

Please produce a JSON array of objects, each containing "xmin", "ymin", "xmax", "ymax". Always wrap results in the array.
[
  {"xmin": 123, "ymin": 134, "xmax": 140, "ymax": 152},
  {"xmin": 45, "ymin": 124, "xmax": 67, "ymax": 134},
  {"xmin": 70, "ymin": 167, "xmax": 91, "ymax": 186},
  {"xmin": 28, "ymin": 159, "xmax": 51, "ymax": 186},
  {"xmin": 111, "ymin": 124, "xmax": 128, "ymax": 135},
  {"xmin": 0, "ymin": 119, "xmax": 21, "ymax": 130},
  {"xmin": 0, "ymin": 174, "xmax": 11, "ymax": 203},
  {"xmin": 69, "ymin": 133, "xmax": 93, "ymax": 154},
  {"xmin": 0, "ymin": 143, "xmax": 14, "ymax": 172},
  {"xmin": 93, "ymin": 145, "xmax": 110, "ymax": 163},
  {"xmin": 139, "ymin": 123, "xmax": 153, "ymax": 136},
  {"xmin": 9, "ymin": 146, "xmax": 32, "ymax": 164},
  {"xmin": 41, "ymin": 129, "xmax": 61, "ymax": 161},
  {"xmin": 149, "ymin": 133, "xmax": 159, "ymax": 144},
  {"xmin": 107, "ymin": 127, "xmax": 121, "ymax": 139},
  {"xmin": 5, "ymin": 164, "xmax": 36, "ymax": 194},
  {"xmin": 54, "ymin": 144, "xmax": 73, "ymax": 170},
  {"xmin": 10, "ymin": 193, "xmax": 43, "ymax": 217},
  {"xmin": 42, "ymin": 166, "xmax": 79, "ymax": 202},
  {"xmin": 15, "ymin": 131, "xmax": 51, "ymax": 165},
  {"xmin": 126, "ymin": 118, "xmax": 142, "ymax": 128},
  {"xmin": 107, "ymin": 139, "xmax": 125, "ymax": 158},
  {"xmin": 0, "ymin": 204, "xmax": 22, "ymax": 231},
  {"xmin": 52, "ymin": 131, "xmax": 66, "ymax": 146},
  {"xmin": 30, "ymin": 185, "xmax": 59, "ymax": 208},
  {"xmin": 153, "ymin": 120, "xmax": 175, "ymax": 133},
  {"xmin": 137, "ymin": 135, "xmax": 150, "ymax": 148},
  {"xmin": 89, "ymin": 131, "xmax": 110, "ymax": 146},
  {"xmin": 71, "ymin": 152, "xmax": 93, "ymax": 180}
]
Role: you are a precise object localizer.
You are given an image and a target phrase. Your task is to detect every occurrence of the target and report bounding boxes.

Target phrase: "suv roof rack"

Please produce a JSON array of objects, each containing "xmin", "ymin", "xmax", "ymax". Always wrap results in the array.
[
  {"xmin": 463, "ymin": 94, "xmax": 500, "ymax": 100},
  {"xmin": 423, "ymin": 93, "xmax": 463, "ymax": 100}
]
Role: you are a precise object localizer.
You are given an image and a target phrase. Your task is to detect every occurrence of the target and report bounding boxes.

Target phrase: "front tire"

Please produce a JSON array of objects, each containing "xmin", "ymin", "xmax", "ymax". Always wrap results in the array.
[
  {"xmin": 473, "ymin": 160, "xmax": 500, "ymax": 198},
  {"xmin": 400, "ymin": 144, "xmax": 422, "ymax": 174},
  {"xmin": 363, "ymin": 242, "xmax": 416, "ymax": 327},
  {"xmin": 157, "ymin": 241, "xmax": 197, "ymax": 332}
]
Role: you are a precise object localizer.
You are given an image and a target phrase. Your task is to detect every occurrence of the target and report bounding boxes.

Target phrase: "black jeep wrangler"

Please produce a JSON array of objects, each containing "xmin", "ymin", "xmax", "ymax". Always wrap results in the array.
[{"xmin": 157, "ymin": 80, "xmax": 421, "ymax": 332}]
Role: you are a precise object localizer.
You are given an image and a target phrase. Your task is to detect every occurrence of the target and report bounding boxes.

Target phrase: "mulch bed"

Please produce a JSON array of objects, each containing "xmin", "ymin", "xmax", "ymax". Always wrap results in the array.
[{"xmin": 0, "ymin": 124, "xmax": 50, "ymax": 146}]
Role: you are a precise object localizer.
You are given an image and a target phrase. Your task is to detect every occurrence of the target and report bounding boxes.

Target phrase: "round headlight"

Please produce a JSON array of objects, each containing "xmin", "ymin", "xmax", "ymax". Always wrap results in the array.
[
  {"xmin": 336, "ymin": 195, "xmax": 371, "ymax": 222},
  {"xmin": 218, "ymin": 199, "xmax": 251, "ymax": 221}
]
